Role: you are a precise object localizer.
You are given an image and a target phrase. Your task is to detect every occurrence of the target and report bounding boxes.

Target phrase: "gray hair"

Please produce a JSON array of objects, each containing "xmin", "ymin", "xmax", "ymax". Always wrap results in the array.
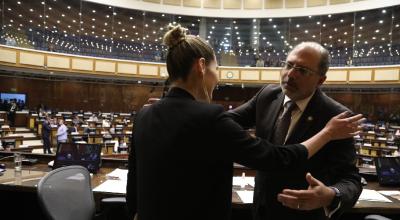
[{"xmin": 289, "ymin": 42, "xmax": 330, "ymax": 76}]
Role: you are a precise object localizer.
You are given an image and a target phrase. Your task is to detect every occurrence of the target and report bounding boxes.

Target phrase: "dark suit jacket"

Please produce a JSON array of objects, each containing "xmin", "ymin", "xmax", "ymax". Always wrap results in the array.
[
  {"xmin": 227, "ymin": 85, "xmax": 362, "ymax": 220},
  {"xmin": 42, "ymin": 121, "xmax": 51, "ymax": 138},
  {"xmin": 127, "ymin": 87, "xmax": 311, "ymax": 220}
]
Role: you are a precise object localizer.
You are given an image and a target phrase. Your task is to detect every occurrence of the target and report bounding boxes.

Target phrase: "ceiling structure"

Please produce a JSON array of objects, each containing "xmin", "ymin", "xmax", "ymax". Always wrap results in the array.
[{"xmin": 0, "ymin": 0, "xmax": 399, "ymax": 67}]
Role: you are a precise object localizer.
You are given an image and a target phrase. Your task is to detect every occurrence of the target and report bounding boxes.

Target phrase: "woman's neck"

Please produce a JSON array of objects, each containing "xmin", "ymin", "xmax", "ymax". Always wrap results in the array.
[{"xmin": 173, "ymin": 80, "xmax": 210, "ymax": 103}]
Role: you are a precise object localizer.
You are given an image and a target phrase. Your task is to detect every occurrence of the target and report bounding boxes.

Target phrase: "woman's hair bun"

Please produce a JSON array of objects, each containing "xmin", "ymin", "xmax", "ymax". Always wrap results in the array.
[{"xmin": 163, "ymin": 25, "xmax": 187, "ymax": 48}]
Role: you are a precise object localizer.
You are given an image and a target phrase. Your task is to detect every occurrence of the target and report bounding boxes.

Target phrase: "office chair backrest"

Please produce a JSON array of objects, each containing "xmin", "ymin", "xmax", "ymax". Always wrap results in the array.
[{"xmin": 37, "ymin": 165, "xmax": 95, "ymax": 220}]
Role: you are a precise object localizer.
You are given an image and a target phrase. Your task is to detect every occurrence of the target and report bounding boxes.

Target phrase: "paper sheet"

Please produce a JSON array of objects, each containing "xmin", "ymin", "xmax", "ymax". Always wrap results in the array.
[
  {"xmin": 359, "ymin": 189, "xmax": 392, "ymax": 203},
  {"xmin": 106, "ymin": 168, "xmax": 128, "ymax": 181},
  {"xmin": 232, "ymin": 177, "xmax": 255, "ymax": 187},
  {"xmin": 379, "ymin": 190, "xmax": 400, "ymax": 200},
  {"xmin": 93, "ymin": 179, "xmax": 127, "ymax": 194},
  {"xmin": 236, "ymin": 190, "xmax": 254, "ymax": 203}
]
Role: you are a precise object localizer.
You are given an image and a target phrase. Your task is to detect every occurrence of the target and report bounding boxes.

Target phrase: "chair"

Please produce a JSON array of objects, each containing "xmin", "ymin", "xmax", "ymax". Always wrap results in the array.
[
  {"xmin": 37, "ymin": 166, "xmax": 95, "ymax": 220},
  {"xmin": 365, "ymin": 215, "xmax": 392, "ymax": 220}
]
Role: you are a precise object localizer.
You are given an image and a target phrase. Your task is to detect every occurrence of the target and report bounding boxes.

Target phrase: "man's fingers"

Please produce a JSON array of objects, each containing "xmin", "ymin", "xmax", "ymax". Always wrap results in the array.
[
  {"xmin": 277, "ymin": 193, "xmax": 299, "ymax": 209},
  {"xmin": 344, "ymin": 114, "xmax": 363, "ymax": 123},
  {"xmin": 334, "ymin": 111, "xmax": 350, "ymax": 119},
  {"xmin": 305, "ymin": 173, "xmax": 321, "ymax": 187},
  {"xmin": 281, "ymin": 189, "xmax": 315, "ymax": 199}
]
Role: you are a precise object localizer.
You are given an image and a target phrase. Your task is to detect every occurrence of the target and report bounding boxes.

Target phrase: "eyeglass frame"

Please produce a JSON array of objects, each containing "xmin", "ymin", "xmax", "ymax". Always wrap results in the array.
[{"xmin": 280, "ymin": 61, "xmax": 320, "ymax": 76}]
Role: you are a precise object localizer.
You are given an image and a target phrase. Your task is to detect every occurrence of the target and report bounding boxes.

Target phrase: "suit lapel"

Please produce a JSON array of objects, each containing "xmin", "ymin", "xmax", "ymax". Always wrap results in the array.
[{"xmin": 286, "ymin": 89, "xmax": 322, "ymax": 144}]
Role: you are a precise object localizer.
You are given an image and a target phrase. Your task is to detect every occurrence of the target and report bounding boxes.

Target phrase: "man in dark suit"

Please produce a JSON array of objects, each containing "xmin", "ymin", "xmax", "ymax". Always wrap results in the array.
[
  {"xmin": 227, "ymin": 42, "xmax": 362, "ymax": 220},
  {"xmin": 7, "ymin": 101, "xmax": 17, "ymax": 127},
  {"xmin": 42, "ymin": 116, "xmax": 52, "ymax": 154}
]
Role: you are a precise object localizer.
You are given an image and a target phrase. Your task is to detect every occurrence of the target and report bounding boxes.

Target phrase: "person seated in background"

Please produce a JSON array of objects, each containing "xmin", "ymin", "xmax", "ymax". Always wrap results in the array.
[
  {"xmin": 102, "ymin": 119, "xmax": 110, "ymax": 127},
  {"xmin": 256, "ymin": 56, "xmax": 265, "ymax": 67},
  {"xmin": 109, "ymin": 124, "xmax": 116, "ymax": 135},
  {"xmin": 89, "ymin": 114, "xmax": 98, "ymax": 122},
  {"xmin": 72, "ymin": 115, "xmax": 82, "ymax": 126},
  {"xmin": 69, "ymin": 123, "xmax": 79, "ymax": 134},
  {"xmin": 83, "ymin": 122, "xmax": 93, "ymax": 134}
]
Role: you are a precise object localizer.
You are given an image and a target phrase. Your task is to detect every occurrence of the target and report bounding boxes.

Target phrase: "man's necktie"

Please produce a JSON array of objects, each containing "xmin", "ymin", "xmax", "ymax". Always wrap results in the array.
[{"xmin": 271, "ymin": 101, "xmax": 297, "ymax": 145}]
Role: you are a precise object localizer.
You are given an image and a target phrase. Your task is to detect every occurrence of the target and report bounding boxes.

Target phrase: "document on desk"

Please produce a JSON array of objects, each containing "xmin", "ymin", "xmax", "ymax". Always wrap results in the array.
[
  {"xmin": 106, "ymin": 168, "xmax": 128, "ymax": 181},
  {"xmin": 359, "ymin": 189, "xmax": 392, "ymax": 203},
  {"xmin": 378, "ymin": 190, "xmax": 400, "ymax": 201},
  {"xmin": 236, "ymin": 191, "xmax": 254, "ymax": 203},
  {"xmin": 232, "ymin": 177, "xmax": 255, "ymax": 187},
  {"xmin": 93, "ymin": 180, "xmax": 127, "ymax": 194}
]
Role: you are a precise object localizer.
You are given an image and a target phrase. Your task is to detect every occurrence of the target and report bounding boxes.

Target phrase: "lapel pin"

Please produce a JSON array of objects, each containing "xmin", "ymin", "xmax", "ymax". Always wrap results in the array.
[{"xmin": 307, "ymin": 116, "xmax": 313, "ymax": 121}]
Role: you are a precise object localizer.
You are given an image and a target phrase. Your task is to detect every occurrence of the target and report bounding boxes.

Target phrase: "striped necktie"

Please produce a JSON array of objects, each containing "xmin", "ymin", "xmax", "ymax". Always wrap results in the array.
[{"xmin": 271, "ymin": 101, "xmax": 297, "ymax": 145}]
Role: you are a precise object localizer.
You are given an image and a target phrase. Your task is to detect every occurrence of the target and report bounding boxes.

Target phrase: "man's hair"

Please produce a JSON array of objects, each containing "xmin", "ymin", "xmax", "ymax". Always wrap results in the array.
[{"xmin": 289, "ymin": 42, "xmax": 330, "ymax": 76}]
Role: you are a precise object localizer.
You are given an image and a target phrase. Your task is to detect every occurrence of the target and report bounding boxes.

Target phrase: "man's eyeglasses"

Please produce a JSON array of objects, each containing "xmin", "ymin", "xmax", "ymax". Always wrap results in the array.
[{"xmin": 280, "ymin": 61, "xmax": 318, "ymax": 76}]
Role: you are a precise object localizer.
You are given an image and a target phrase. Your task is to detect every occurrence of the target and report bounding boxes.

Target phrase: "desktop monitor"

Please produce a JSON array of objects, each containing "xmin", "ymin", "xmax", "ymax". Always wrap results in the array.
[
  {"xmin": 0, "ymin": 92, "xmax": 27, "ymax": 104},
  {"xmin": 115, "ymin": 127, "xmax": 123, "ymax": 134},
  {"xmin": 53, "ymin": 143, "xmax": 102, "ymax": 173},
  {"xmin": 71, "ymin": 136, "xmax": 83, "ymax": 143},
  {"xmin": 88, "ymin": 128, "xmax": 96, "ymax": 135},
  {"xmin": 1, "ymin": 139, "xmax": 15, "ymax": 149},
  {"xmin": 375, "ymin": 157, "xmax": 400, "ymax": 186}
]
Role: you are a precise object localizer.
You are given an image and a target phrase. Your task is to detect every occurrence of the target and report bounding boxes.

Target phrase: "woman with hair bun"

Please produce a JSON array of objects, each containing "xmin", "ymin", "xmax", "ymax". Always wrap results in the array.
[{"xmin": 126, "ymin": 25, "xmax": 362, "ymax": 220}]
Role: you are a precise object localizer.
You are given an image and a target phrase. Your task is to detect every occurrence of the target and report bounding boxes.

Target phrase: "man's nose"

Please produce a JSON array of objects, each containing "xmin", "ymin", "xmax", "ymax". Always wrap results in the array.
[{"xmin": 286, "ymin": 68, "xmax": 299, "ymax": 79}]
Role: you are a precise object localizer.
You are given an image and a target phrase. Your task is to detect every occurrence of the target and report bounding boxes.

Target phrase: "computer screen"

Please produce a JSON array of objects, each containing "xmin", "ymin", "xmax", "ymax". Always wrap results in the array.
[
  {"xmin": 53, "ymin": 143, "xmax": 101, "ymax": 173},
  {"xmin": 375, "ymin": 157, "xmax": 400, "ymax": 186},
  {"xmin": 0, "ymin": 92, "xmax": 26, "ymax": 104},
  {"xmin": 88, "ymin": 128, "xmax": 96, "ymax": 134}
]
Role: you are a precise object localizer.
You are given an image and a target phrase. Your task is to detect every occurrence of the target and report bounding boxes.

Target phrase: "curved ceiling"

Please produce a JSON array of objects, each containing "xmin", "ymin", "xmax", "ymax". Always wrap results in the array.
[
  {"xmin": 84, "ymin": 0, "xmax": 400, "ymax": 18},
  {"xmin": 1, "ymin": 0, "xmax": 399, "ymax": 67}
]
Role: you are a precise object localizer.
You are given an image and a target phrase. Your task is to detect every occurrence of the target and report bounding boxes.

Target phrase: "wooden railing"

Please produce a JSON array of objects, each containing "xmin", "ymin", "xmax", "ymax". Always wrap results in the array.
[{"xmin": 0, "ymin": 45, "xmax": 399, "ymax": 85}]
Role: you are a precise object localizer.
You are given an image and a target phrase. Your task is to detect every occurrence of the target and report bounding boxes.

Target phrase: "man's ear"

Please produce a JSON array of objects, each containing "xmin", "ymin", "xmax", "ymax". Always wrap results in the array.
[{"xmin": 318, "ymin": 75, "xmax": 326, "ymax": 86}]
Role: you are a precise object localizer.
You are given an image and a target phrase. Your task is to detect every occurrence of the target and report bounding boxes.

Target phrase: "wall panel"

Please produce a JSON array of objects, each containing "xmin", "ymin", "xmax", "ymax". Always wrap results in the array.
[
  {"xmin": 224, "ymin": 0, "xmax": 241, "ymax": 9},
  {"xmin": 183, "ymin": 0, "xmax": 201, "ymax": 7},
  {"xmin": 244, "ymin": 0, "xmax": 263, "ymax": 9},
  {"xmin": 261, "ymin": 70, "xmax": 280, "ymax": 81},
  {"xmin": 374, "ymin": 69, "xmax": 399, "ymax": 81},
  {"xmin": 47, "ymin": 56, "xmax": 70, "ymax": 69},
  {"xmin": 0, "ymin": 76, "xmax": 162, "ymax": 112},
  {"xmin": 20, "ymin": 52, "xmax": 44, "ymax": 67},
  {"xmin": 204, "ymin": 0, "xmax": 221, "ymax": 8},
  {"xmin": 241, "ymin": 70, "xmax": 260, "ymax": 80},
  {"xmin": 0, "ymin": 48, "xmax": 17, "ymax": 63},
  {"xmin": 265, "ymin": 0, "xmax": 283, "ymax": 9}
]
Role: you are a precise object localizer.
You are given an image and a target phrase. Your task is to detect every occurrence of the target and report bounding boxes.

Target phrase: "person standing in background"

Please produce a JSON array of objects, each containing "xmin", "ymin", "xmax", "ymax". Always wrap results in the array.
[
  {"xmin": 42, "ymin": 115, "xmax": 52, "ymax": 154},
  {"xmin": 7, "ymin": 100, "xmax": 17, "ymax": 127},
  {"xmin": 56, "ymin": 119, "xmax": 68, "ymax": 146}
]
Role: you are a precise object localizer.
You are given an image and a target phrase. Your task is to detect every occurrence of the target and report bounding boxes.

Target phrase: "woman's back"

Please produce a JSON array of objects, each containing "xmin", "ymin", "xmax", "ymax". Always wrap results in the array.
[{"xmin": 128, "ymin": 87, "xmax": 234, "ymax": 220}]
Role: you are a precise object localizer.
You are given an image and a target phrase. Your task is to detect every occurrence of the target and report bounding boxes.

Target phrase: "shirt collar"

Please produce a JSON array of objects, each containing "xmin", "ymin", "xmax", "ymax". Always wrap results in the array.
[{"xmin": 283, "ymin": 90, "xmax": 315, "ymax": 113}]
